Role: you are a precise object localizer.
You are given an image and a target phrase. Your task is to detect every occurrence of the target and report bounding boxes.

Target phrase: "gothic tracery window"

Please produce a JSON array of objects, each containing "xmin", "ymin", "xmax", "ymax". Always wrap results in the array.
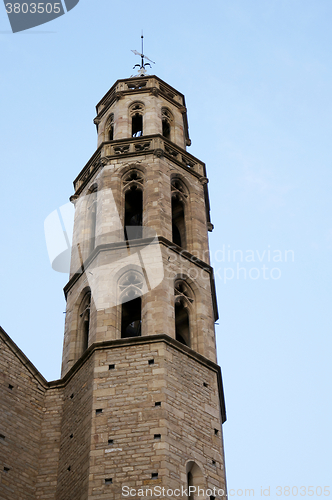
[{"xmin": 123, "ymin": 170, "xmax": 144, "ymax": 190}]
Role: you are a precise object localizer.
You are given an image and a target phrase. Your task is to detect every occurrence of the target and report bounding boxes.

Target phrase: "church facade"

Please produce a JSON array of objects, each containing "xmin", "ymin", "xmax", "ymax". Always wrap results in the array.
[{"xmin": 0, "ymin": 74, "xmax": 227, "ymax": 500}]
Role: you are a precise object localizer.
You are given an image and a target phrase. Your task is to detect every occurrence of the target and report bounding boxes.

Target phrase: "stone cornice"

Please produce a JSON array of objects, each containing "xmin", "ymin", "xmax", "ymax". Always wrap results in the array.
[
  {"xmin": 64, "ymin": 237, "xmax": 209, "ymax": 293},
  {"xmin": 63, "ymin": 236, "xmax": 219, "ymax": 322},
  {"xmin": 72, "ymin": 135, "xmax": 206, "ymax": 196},
  {"xmin": 95, "ymin": 75, "xmax": 185, "ymax": 115},
  {"xmin": 51, "ymin": 334, "xmax": 227, "ymax": 424}
]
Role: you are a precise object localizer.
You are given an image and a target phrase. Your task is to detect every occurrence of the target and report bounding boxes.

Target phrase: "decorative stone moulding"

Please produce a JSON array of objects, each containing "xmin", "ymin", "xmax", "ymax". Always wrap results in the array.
[
  {"xmin": 199, "ymin": 177, "xmax": 209, "ymax": 185},
  {"xmin": 123, "ymin": 170, "xmax": 144, "ymax": 189},
  {"xmin": 126, "ymin": 80, "xmax": 148, "ymax": 90},
  {"xmin": 150, "ymin": 87, "xmax": 159, "ymax": 97},
  {"xmin": 171, "ymin": 178, "xmax": 188, "ymax": 201},
  {"xmin": 153, "ymin": 148, "xmax": 164, "ymax": 158},
  {"xmin": 129, "ymin": 102, "xmax": 145, "ymax": 116},
  {"xmin": 69, "ymin": 194, "xmax": 79, "ymax": 204},
  {"xmin": 99, "ymin": 156, "xmax": 112, "ymax": 166},
  {"xmin": 114, "ymin": 145, "xmax": 131, "ymax": 155},
  {"xmin": 159, "ymin": 83, "xmax": 176, "ymax": 100},
  {"xmin": 73, "ymin": 135, "xmax": 206, "ymax": 194}
]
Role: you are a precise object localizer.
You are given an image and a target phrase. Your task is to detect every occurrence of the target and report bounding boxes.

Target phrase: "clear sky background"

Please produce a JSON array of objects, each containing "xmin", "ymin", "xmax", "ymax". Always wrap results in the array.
[{"xmin": 1, "ymin": 0, "xmax": 331, "ymax": 497}]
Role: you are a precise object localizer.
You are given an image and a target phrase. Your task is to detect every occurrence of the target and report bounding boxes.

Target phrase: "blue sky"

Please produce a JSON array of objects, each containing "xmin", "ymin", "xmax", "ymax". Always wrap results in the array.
[{"xmin": 1, "ymin": 0, "xmax": 331, "ymax": 496}]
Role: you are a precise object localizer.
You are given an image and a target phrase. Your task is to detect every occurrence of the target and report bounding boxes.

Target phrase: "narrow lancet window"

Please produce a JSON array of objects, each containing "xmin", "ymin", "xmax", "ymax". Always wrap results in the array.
[
  {"xmin": 119, "ymin": 271, "xmax": 144, "ymax": 338},
  {"xmin": 106, "ymin": 113, "xmax": 114, "ymax": 141},
  {"xmin": 87, "ymin": 186, "xmax": 97, "ymax": 254},
  {"xmin": 172, "ymin": 197, "xmax": 185, "ymax": 248},
  {"xmin": 188, "ymin": 471, "xmax": 194, "ymax": 500},
  {"xmin": 132, "ymin": 113, "xmax": 143, "ymax": 137},
  {"xmin": 186, "ymin": 461, "xmax": 205, "ymax": 500},
  {"xmin": 125, "ymin": 188, "xmax": 143, "ymax": 240},
  {"xmin": 109, "ymin": 124, "xmax": 114, "ymax": 140},
  {"xmin": 175, "ymin": 281, "xmax": 194, "ymax": 347},
  {"xmin": 121, "ymin": 297, "xmax": 142, "ymax": 338},
  {"xmin": 162, "ymin": 118, "xmax": 170, "ymax": 139},
  {"xmin": 162, "ymin": 108, "xmax": 173, "ymax": 140},
  {"xmin": 130, "ymin": 103, "xmax": 144, "ymax": 138},
  {"xmin": 175, "ymin": 301, "xmax": 190, "ymax": 346},
  {"xmin": 171, "ymin": 178, "xmax": 187, "ymax": 249},
  {"xmin": 79, "ymin": 291, "xmax": 91, "ymax": 353}
]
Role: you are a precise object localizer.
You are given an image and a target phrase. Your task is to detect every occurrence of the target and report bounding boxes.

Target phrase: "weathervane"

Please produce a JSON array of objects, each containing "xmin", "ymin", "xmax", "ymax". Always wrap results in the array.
[{"xmin": 131, "ymin": 31, "xmax": 155, "ymax": 77}]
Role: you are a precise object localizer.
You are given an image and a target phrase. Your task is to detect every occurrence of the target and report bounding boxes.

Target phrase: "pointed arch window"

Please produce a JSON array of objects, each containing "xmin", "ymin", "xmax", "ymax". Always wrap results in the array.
[
  {"xmin": 87, "ymin": 185, "xmax": 97, "ymax": 254},
  {"xmin": 186, "ymin": 461, "xmax": 205, "ymax": 500},
  {"xmin": 123, "ymin": 170, "xmax": 144, "ymax": 240},
  {"xmin": 171, "ymin": 178, "xmax": 188, "ymax": 249},
  {"xmin": 174, "ymin": 280, "xmax": 194, "ymax": 347},
  {"xmin": 119, "ymin": 271, "xmax": 143, "ymax": 338},
  {"xmin": 130, "ymin": 103, "xmax": 144, "ymax": 137},
  {"xmin": 105, "ymin": 113, "xmax": 114, "ymax": 141},
  {"xmin": 78, "ymin": 291, "xmax": 91, "ymax": 354},
  {"xmin": 161, "ymin": 107, "xmax": 173, "ymax": 140}
]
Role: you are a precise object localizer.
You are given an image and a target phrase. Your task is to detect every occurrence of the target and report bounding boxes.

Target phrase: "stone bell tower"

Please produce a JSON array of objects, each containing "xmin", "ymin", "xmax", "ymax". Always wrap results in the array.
[{"xmin": 54, "ymin": 71, "xmax": 227, "ymax": 499}]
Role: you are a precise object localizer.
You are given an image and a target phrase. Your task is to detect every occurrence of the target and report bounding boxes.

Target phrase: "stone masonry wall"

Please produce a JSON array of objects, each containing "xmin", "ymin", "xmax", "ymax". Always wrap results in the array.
[
  {"xmin": 0, "ymin": 332, "xmax": 46, "ymax": 500},
  {"xmin": 63, "ymin": 151, "xmax": 214, "ymax": 375},
  {"xmin": 55, "ymin": 353, "xmax": 94, "ymax": 500},
  {"xmin": 0, "ymin": 331, "xmax": 226, "ymax": 500},
  {"xmin": 87, "ymin": 339, "xmax": 226, "ymax": 499},
  {"xmin": 35, "ymin": 387, "xmax": 64, "ymax": 500},
  {"xmin": 163, "ymin": 343, "xmax": 226, "ymax": 493}
]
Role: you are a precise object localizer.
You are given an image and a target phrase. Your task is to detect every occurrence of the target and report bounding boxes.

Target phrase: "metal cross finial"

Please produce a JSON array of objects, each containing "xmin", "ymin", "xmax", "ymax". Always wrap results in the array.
[{"xmin": 131, "ymin": 31, "xmax": 155, "ymax": 77}]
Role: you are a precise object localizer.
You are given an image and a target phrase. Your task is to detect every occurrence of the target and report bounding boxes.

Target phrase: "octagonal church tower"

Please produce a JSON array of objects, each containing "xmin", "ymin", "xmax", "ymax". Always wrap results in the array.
[{"xmin": 55, "ymin": 72, "xmax": 227, "ymax": 499}]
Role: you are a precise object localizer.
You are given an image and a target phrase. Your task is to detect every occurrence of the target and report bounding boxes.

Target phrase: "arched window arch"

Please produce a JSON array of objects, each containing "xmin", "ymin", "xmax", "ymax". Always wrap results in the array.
[
  {"xmin": 87, "ymin": 184, "xmax": 97, "ymax": 254},
  {"xmin": 161, "ymin": 107, "xmax": 173, "ymax": 140},
  {"xmin": 119, "ymin": 270, "xmax": 143, "ymax": 338},
  {"xmin": 174, "ymin": 280, "xmax": 194, "ymax": 347},
  {"xmin": 105, "ymin": 113, "xmax": 114, "ymax": 141},
  {"xmin": 186, "ymin": 461, "xmax": 205, "ymax": 500},
  {"xmin": 78, "ymin": 290, "xmax": 91, "ymax": 355},
  {"xmin": 129, "ymin": 102, "xmax": 145, "ymax": 137},
  {"xmin": 123, "ymin": 170, "xmax": 144, "ymax": 240},
  {"xmin": 171, "ymin": 177, "xmax": 188, "ymax": 248}
]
